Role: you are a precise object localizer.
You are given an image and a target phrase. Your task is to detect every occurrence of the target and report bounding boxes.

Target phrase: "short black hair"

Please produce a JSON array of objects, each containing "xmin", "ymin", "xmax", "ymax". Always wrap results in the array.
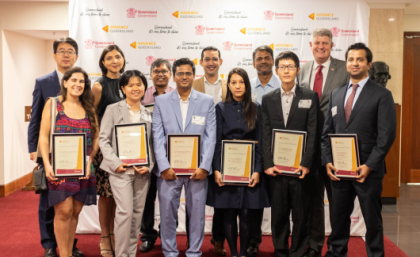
[
  {"xmin": 99, "ymin": 45, "xmax": 126, "ymax": 75},
  {"xmin": 275, "ymin": 51, "xmax": 300, "ymax": 68},
  {"xmin": 119, "ymin": 70, "xmax": 148, "ymax": 100},
  {"xmin": 200, "ymin": 46, "xmax": 221, "ymax": 60},
  {"xmin": 53, "ymin": 37, "xmax": 78, "ymax": 55},
  {"xmin": 252, "ymin": 45, "xmax": 273, "ymax": 61},
  {"xmin": 150, "ymin": 58, "xmax": 172, "ymax": 73},
  {"xmin": 345, "ymin": 42, "xmax": 373, "ymax": 64},
  {"xmin": 172, "ymin": 58, "xmax": 196, "ymax": 75}
]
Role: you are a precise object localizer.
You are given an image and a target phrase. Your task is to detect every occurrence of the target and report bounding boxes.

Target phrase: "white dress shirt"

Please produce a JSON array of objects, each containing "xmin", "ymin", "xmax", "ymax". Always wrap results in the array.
[
  {"xmin": 309, "ymin": 57, "xmax": 331, "ymax": 93},
  {"xmin": 280, "ymin": 85, "xmax": 296, "ymax": 126},
  {"xmin": 204, "ymin": 76, "xmax": 222, "ymax": 104},
  {"xmin": 56, "ymin": 69, "xmax": 64, "ymax": 84},
  {"xmin": 178, "ymin": 91, "xmax": 191, "ymax": 131},
  {"xmin": 344, "ymin": 76, "xmax": 369, "ymax": 109}
]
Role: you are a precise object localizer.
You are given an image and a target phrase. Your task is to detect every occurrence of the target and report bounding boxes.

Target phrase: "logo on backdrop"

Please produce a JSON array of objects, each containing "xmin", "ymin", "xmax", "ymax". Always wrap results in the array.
[
  {"xmin": 195, "ymin": 25, "xmax": 205, "ymax": 35},
  {"xmin": 331, "ymin": 27, "xmax": 341, "ymax": 37},
  {"xmin": 309, "ymin": 13, "xmax": 339, "ymax": 21},
  {"xmin": 80, "ymin": 7, "xmax": 110, "ymax": 17},
  {"xmin": 149, "ymin": 25, "xmax": 179, "ymax": 34},
  {"xmin": 146, "ymin": 56, "xmax": 157, "ymax": 66},
  {"xmin": 85, "ymin": 39, "xmax": 114, "ymax": 49},
  {"xmin": 195, "ymin": 25, "xmax": 225, "ymax": 35},
  {"xmin": 102, "ymin": 25, "xmax": 133, "ymax": 33},
  {"xmin": 130, "ymin": 42, "xmax": 161, "ymax": 49},
  {"xmin": 172, "ymin": 11, "xmax": 203, "ymax": 18},
  {"xmin": 330, "ymin": 27, "xmax": 359, "ymax": 36},
  {"xmin": 176, "ymin": 41, "xmax": 204, "ymax": 50},
  {"xmin": 240, "ymin": 27, "xmax": 270, "ymax": 35},
  {"xmin": 127, "ymin": 8, "xmax": 157, "ymax": 18},
  {"xmin": 218, "ymin": 10, "xmax": 248, "ymax": 19},
  {"xmin": 264, "ymin": 11, "xmax": 274, "ymax": 20},
  {"xmin": 265, "ymin": 11, "xmax": 294, "ymax": 20},
  {"xmin": 88, "ymin": 72, "xmax": 102, "ymax": 81},
  {"xmin": 237, "ymin": 57, "xmax": 253, "ymax": 66},
  {"xmin": 285, "ymin": 27, "xmax": 311, "ymax": 36},
  {"xmin": 270, "ymin": 43, "xmax": 299, "ymax": 52},
  {"xmin": 223, "ymin": 41, "xmax": 252, "ymax": 51}
]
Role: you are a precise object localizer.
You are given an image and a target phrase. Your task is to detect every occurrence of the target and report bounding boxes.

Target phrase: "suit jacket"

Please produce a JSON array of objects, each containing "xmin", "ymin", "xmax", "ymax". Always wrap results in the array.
[
  {"xmin": 321, "ymin": 79, "xmax": 396, "ymax": 178},
  {"xmin": 298, "ymin": 57, "xmax": 349, "ymax": 119},
  {"xmin": 192, "ymin": 76, "xmax": 228, "ymax": 102},
  {"xmin": 28, "ymin": 70, "xmax": 61, "ymax": 153},
  {"xmin": 99, "ymin": 100, "xmax": 155, "ymax": 175},
  {"xmin": 152, "ymin": 88, "xmax": 217, "ymax": 176},
  {"xmin": 261, "ymin": 85, "xmax": 320, "ymax": 172}
]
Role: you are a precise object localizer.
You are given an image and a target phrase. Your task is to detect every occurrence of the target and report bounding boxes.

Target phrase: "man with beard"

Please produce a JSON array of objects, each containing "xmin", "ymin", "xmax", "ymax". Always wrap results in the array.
[{"xmin": 141, "ymin": 58, "xmax": 175, "ymax": 105}]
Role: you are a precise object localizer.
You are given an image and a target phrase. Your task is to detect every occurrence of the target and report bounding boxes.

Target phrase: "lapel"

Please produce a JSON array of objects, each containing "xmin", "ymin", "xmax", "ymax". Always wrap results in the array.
[
  {"xmin": 50, "ymin": 70, "xmax": 60, "ymax": 88},
  {"xmin": 321, "ymin": 57, "xmax": 338, "ymax": 103},
  {"xmin": 170, "ymin": 90, "xmax": 183, "ymax": 131},
  {"xmin": 272, "ymin": 88, "xmax": 286, "ymax": 129},
  {"xmin": 286, "ymin": 85, "xmax": 303, "ymax": 128},
  {"xmin": 337, "ymin": 85, "xmax": 348, "ymax": 123},
  {"xmin": 195, "ymin": 76, "xmax": 205, "ymax": 93},
  {"xmin": 118, "ymin": 100, "xmax": 131, "ymax": 124},
  {"xmin": 184, "ymin": 89, "xmax": 198, "ymax": 131},
  {"xmin": 346, "ymin": 79, "xmax": 377, "ymax": 127},
  {"xmin": 301, "ymin": 61, "xmax": 313, "ymax": 90}
]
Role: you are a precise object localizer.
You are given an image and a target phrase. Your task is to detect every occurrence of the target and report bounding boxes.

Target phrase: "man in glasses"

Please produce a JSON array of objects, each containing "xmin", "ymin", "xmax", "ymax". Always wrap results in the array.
[
  {"xmin": 142, "ymin": 58, "xmax": 175, "ymax": 105},
  {"xmin": 28, "ymin": 37, "xmax": 83, "ymax": 257}
]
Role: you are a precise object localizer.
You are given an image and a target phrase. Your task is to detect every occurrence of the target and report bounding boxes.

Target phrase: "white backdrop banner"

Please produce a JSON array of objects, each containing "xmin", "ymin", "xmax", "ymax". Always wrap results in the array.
[{"xmin": 70, "ymin": 0, "xmax": 369, "ymax": 236}]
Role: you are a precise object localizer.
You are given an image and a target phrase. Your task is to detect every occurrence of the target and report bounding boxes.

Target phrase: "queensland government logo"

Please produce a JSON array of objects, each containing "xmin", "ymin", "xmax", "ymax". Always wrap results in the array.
[
  {"xmin": 330, "ymin": 27, "xmax": 359, "ymax": 36},
  {"xmin": 176, "ymin": 41, "xmax": 204, "ymax": 50},
  {"xmin": 265, "ymin": 11, "xmax": 294, "ymax": 20},
  {"xmin": 102, "ymin": 25, "xmax": 133, "ymax": 33},
  {"xmin": 144, "ymin": 56, "xmax": 176, "ymax": 66},
  {"xmin": 85, "ymin": 39, "xmax": 114, "ymax": 49},
  {"xmin": 149, "ymin": 25, "xmax": 179, "ymax": 34},
  {"xmin": 130, "ymin": 42, "xmax": 161, "ymax": 49},
  {"xmin": 240, "ymin": 27, "xmax": 270, "ymax": 35},
  {"xmin": 309, "ymin": 13, "xmax": 338, "ymax": 21},
  {"xmin": 80, "ymin": 7, "xmax": 110, "ymax": 17},
  {"xmin": 264, "ymin": 11, "xmax": 274, "ymax": 20},
  {"xmin": 195, "ymin": 25, "xmax": 225, "ymax": 35},
  {"xmin": 127, "ymin": 8, "xmax": 157, "ymax": 18},
  {"xmin": 223, "ymin": 41, "xmax": 252, "ymax": 51},
  {"xmin": 172, "ymin": 11, "xmax": 203, "ymax": 18},
  {"xmin": 285, "ymin": 27, "xmax": 311, "ymax": 36},
  {"xmin": 219, "ymin": 10, "xmax": 248, "ymax": 19}
]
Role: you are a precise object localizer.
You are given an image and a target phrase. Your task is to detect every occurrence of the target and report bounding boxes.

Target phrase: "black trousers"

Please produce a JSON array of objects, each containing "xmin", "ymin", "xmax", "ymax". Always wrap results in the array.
[
  {"xmin": 212, "ymin": 208, "xmax": 226, "ymax": 241},
  {"xmin": 307, "ymin": 166, "xmax": 333, "ymax": 252},
  {"xmin": 270, "ymin": 175, "xmax": 314, "ymax": 257},
  {"xmin": 39, "ymin": 188, "xmax": 57, "ymax": 249},
  {"xmin": 250, "ymin": 208, "xmax": 264, "ymax": 246},
  {"xmin": 140, "ymin": 173, "xmax": 158, "ymax": 242},
  {"xmin": 330, "ymin": 178, "xmax": 384, "ymax": 257}
]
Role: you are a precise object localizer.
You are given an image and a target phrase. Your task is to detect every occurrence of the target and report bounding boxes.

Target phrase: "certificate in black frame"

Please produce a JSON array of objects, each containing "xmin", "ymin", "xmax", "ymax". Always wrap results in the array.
[
  {"xmin": 52, "ymin": 133, "xmax": 86, "ymax": 178},
  {"xmin": 221, "ymin": 140, "xmax": 255, "ymax": 186},
  {"xmin": 329, "ymin": 134, "xmax": 360, "ymax": 180},
  {"xmin": 114, "ymin": 122, "xmax": 150, "ymax": 167},
  {"xmin": 167, "ymin": 134, "xmax": 201, "ymax": 175}
]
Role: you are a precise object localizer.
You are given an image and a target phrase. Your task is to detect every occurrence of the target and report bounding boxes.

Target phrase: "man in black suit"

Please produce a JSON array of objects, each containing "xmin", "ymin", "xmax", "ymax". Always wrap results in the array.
[
  {"xmin": 321, "ymin": 43, "xmax": 396, "ymax": 257},
  {"xmin": 28, "ymin": 37, "xmax": 83, "ymax": 257},
  {"xmin": 261, "ymin": 51, "xmax": 319, "ymax": 257},
  {"xmin": 298, "ymin": 28, "xmax": 350, "ymax": 257}
]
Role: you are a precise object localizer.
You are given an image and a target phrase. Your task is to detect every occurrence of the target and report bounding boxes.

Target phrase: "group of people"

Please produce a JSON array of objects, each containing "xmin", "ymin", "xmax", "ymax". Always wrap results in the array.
[{"xmin": 28, "ymin": 27, "xmax": 396, "ymax": 257}]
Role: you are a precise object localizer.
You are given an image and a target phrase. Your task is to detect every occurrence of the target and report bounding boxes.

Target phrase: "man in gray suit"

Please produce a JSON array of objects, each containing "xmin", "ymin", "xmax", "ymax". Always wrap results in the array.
[{"xmin": 297, "ymin": 28, "xmax": 349, "ymax": 257}]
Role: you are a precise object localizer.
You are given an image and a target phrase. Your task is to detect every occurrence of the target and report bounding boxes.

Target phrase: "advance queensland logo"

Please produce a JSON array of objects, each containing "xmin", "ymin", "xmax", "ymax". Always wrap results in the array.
[
  {"xmin": 85, "ymin": 39, "xmax": 114, "ymax": 49},
  {"xmin": 308, "ymin": 13, "xmax": 339, "ymax": 21},
  {"xmin": 240, "ymin": 27, "xmax": 270, "ymax": 35},
  {"xmin": 130, "ymin": 42, "xmax": 161, "ymax": 49},
  {"xmin": 269, "ymin": 43, "xmax": 299, "ymax": 52},
  {"xmin": 195, "ymin": 25, "xmax": 225, "ymax": 35},
  {"xmin": 223, "ymin": 41, "xmax": 253, "ymax": 51},
  {"xmin": 264, "ymin": 11, "xmax": 294, "ymax": 20},
  {"xmin": 126, "ymin": 8, "xmax": 157, "ymax": 18},
  {"xmin": 102, "ymin": 25, "xmax": 133, "ymax": 33},
  {"xmin": 172, "ymin": 11, "xmax": 203, "ymax": 18}
]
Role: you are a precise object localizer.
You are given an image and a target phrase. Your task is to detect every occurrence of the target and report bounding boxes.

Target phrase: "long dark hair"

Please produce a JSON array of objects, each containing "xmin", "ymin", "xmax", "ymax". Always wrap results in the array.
[
  {"xmin": 225, "ymin": 68, "xmax": 257, "ymax": 130},
  {"xmin": 99, "ymin": 45, "xmax": 126, "ymax": 75},
  {"xmin": 59, "ymin": 67, "xmax": 99, "ymax": 136}
]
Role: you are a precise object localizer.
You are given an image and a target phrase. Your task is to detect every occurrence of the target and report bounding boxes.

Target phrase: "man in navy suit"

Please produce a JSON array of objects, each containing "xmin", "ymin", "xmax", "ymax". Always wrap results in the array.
[{"xmin": 27, "ymin": 37, "xmax": 83, "ymax": 257}]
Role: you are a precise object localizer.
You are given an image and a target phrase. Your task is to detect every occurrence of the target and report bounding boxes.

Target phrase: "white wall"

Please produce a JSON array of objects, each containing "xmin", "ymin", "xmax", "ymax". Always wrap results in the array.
[{"xmin": 404, "ymin": 14, "xmax": 420, "ymax": 31}]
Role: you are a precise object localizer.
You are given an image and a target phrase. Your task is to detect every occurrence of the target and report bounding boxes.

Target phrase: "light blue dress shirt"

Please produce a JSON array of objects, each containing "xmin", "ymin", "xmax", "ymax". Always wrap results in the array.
[
  {"xmin": 250, "ymin": 74, "xmax": 281, "ymax": 104},
  {"xmin": 344, "ymin": 76, "xmax": 369, "ymax": 109}
]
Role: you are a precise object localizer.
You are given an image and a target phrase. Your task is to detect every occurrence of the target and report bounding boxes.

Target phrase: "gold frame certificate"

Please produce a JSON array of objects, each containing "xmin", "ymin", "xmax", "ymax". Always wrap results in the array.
[
  {"xmin": 271, "ymin": 129, "xmax": 307, "ymax": 177},
  {"xmin": 115, "ymin": 123, "xmax": 150, "ymax": 167},
  {"xmin": 167, "ymin": 134, "xmax": 201, "ymax": 175},
  {"xmin": 329, "ymin": 134, "xmax": 360, "ymax": 180},
  {"xmin": 52, "ymin": 133, "xmax": 86, "ymax": 178},
  {"xmin": 221, "ymin": 140, "xmax": 254, "ymax": 185}
]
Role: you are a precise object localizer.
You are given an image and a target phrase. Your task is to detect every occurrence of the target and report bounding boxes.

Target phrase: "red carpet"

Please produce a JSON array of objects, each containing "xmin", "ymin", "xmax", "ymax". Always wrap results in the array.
[{"xmin": 0, "ymin": 190, "xmax": 408, "ymax": 257}]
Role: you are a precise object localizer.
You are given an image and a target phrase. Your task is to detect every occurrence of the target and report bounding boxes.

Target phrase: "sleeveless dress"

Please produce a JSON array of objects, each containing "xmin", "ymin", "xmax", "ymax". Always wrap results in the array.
[{"xmin": 47, "ymin": 97, "xmax": 97, "ymax": 207}]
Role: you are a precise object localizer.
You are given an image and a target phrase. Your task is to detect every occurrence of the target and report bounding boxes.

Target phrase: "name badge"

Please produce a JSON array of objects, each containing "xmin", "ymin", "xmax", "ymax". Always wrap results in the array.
[
  {"xmin": 298, "ymin": 100, "xmax": 312, "ymax": 109},
  {"xmin": 192, "ymin": 116, "xmax": 205, "ymax": 125},
  {"xmin": 332, "ymin": 106, "xmax": 337, "ymax": 117}
]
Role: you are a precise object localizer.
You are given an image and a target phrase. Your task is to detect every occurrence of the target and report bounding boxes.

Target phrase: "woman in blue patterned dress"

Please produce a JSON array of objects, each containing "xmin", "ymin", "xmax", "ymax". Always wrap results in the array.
[{"xmin": 39, "ymin": 66, "xmax": 99, "ymax": 257}]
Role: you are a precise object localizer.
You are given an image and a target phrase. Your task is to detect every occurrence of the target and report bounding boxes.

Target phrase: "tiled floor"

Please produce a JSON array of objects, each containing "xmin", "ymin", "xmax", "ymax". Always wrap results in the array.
[{"xmin": 382, "ymin": 184, "xmax": 420, "ymax": 256}]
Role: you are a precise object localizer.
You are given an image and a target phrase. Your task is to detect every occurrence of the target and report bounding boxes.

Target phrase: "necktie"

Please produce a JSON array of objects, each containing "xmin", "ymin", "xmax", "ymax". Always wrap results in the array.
[
  {"xmin": 313, "ymin": 65, "xmax": 323, "ymax": 100},
  {"xmin": 345, "ymin": 84, "xmax": 359, "ymax": 123}
]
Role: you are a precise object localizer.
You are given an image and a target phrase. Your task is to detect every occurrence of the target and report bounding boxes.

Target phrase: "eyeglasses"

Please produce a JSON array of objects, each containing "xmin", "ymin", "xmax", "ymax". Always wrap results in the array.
[
  {"xmin": 56, "ymin": 50, "xmax": 76, "ymax": 56},
  {"xmin": 277, "ymin": 65, "xmax": 297, "ymax": 71},
  {"xmin": 176, "ymin": 72, "xmax": 193, "ymax": 77},
  {"xmin": 152, "ymin": 70, "xmax": 170, "ymax": 75}
]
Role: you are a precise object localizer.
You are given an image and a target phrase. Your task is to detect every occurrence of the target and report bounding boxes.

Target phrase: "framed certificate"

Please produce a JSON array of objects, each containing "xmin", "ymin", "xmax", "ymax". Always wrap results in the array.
[
  {"xmin": 144, "ymin": 103, "xmax": 154, "ymax": 112},
  {"xmin": 329, "ymin": 134, "xmax": 360, "ymax": 180},
  {"xmin": 271, "ymin": 129, "xmax": 307, "ymax": 177},
  {"xmin": 115, "ymin": 123, "xmax": 150, "ymax": 167},
  {"xmin": 52, "ymin": 133, "xmax": 86, "ymax": 178},
  {"xmin": 221, "ymin": 140, "xmax": 255, "ymax": 185},
  {"xmin": 167, "ymin": 134, "xmax": 201, "ymax": 175}
]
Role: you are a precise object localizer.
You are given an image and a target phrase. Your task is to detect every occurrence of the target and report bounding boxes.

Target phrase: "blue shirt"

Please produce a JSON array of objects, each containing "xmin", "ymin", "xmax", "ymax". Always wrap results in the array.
[
  {"xmin": 250, "ymin": 74, "xmax": 281, "ymax": 104},
  {"xmin": 344, "ymin": 76, "xmax": 369, "ymax": 109}
]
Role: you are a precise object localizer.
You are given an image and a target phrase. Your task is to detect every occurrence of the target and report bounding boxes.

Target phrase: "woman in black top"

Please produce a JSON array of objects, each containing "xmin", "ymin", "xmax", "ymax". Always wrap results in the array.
[
  {"xmin": 207, "ymin": 68, "xmax": 269, "ymax": 257},
  {"xmin": 91, "ymin": 45, "xmax": 125, "ymax": 257}
]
